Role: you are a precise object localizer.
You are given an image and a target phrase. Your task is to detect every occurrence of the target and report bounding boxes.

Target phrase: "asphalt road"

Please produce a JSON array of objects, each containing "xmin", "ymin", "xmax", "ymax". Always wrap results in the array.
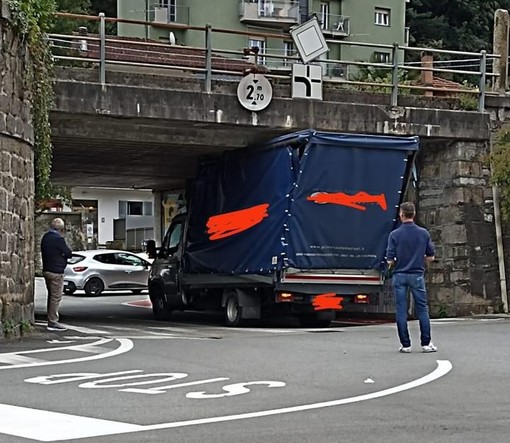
[{"xmin": 0, "ymin": 279, "xmax": 509, "ymax": 442}]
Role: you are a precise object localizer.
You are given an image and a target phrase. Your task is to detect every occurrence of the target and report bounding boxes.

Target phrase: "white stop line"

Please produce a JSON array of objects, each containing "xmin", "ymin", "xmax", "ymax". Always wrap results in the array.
[{"xmin": 0, "ymin": 360, "xmax": 452, "ymax": 442}]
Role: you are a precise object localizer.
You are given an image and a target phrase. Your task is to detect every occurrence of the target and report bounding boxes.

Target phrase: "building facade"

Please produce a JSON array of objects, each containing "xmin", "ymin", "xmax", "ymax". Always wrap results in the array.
[
  {"xmin": 69, "ymin": 187, "xmax": 155, "ymax": 250},
  {"xmin": 117, "ymin": 0, "xmax": 408, "ymax": 77}
]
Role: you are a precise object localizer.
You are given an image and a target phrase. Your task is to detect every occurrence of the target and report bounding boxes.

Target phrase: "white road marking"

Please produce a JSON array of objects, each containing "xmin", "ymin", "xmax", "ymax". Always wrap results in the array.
[
  {"xmin": 0, "ymin": 354, "xmax": 44, "ymax": 366},
  {"xmin": 35, "ymin": 321, "xmax": 112, "ymax": 335},
  {"xmin": 47, "ymin": 340, "xmax": 75, "ymax": 344},
  {"xmin": 65, "ymin": 325, "xmax": 113, "ymax": 335},
  {"xmin": 0, "ymin": 360, "xmax": 452, "ymax": 441},
  {"xmin": 0, "ymin": 404, "xmax": 143, "ymax": 442},
  {"xmin": 121, "ymin": 377, "xmax": 230, "ymax": 395},
  {"xmin": 96, "ymin": 335, "xmax": 217, "ymax": 340},
  {"xmin": 0, "ymin": 338, "xmax": 133, "ymax": 370}
]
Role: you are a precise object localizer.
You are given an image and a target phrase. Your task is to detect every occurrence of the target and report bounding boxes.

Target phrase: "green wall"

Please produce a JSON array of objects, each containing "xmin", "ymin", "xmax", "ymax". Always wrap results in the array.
[{"xmin": 117, "ymin": 0, "xmax": 407, "ymax": 70}]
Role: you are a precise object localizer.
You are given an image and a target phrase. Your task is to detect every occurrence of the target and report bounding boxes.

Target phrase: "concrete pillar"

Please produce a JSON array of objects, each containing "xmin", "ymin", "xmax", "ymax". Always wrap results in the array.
[
  {"xmin": 493, "ymin": 9, "xmax": 509, "ymax": 93},
  {"xmin": 421, "ymin": 51, "xmax": 434, "ymax": 97}
]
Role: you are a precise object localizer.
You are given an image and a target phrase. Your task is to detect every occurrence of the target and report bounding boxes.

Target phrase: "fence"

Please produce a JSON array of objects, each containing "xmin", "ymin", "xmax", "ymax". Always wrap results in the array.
[{"xmin": 49, "ymin": 12, "xmax": 501, "ymax": 112}]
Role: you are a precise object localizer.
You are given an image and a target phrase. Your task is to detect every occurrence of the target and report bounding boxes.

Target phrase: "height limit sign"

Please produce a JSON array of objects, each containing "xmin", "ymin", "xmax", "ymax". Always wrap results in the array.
[{"xmin": 237, "ymin": 74, "xmax": 273, "ymax": 111}]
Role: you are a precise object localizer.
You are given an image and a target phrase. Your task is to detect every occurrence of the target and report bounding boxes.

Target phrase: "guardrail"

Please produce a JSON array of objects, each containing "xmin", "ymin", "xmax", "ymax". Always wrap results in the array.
[{"xmin": 50, "ymin": 12, "xmax": 500, "ymax": 112}]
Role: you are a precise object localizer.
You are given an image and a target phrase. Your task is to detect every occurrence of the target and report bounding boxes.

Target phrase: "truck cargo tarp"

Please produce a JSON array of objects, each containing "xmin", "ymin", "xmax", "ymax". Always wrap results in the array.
[
  {"xmin": 184, "ymin": 146, "xmax": 293, "ymax": 274},
  {"xmin": 285, "ymin": 131, "xmax": 418, "ymax": 270},
  {"xmin": 184, "ymin": 130, "xmax": 419, "ymax": 274}
]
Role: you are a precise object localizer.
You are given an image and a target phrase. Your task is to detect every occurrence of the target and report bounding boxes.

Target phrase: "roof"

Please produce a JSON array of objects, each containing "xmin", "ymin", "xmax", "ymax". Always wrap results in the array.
[
  {"xmin": 431, "ymin": 76, "xmax": 463, "ymax": 89},
  {"xmin": 72, "ymin": 34, "xmax": 256, "ymax": 73}
]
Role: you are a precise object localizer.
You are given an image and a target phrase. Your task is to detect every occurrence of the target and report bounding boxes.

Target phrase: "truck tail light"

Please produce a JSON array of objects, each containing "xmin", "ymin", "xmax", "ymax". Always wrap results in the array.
[
  {"xmin": 276, "ymin": 292, "xmax": 294, "ymax": 303},
  {"xmin": 72, "ymin": 266, "xmax": 88, "ymax": 273},
  {"xmin": 354, "ymin": 294, "xmax": 370, "ymax": 304}
]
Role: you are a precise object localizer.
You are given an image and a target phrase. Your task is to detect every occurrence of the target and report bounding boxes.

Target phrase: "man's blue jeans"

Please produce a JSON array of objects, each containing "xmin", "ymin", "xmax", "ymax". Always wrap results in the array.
[{"xmin": 392, "ymin": 272, "xmax": 432, "ymax": 347}]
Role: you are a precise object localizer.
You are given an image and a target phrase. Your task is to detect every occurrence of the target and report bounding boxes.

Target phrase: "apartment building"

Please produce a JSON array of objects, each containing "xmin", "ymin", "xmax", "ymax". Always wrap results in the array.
[{"xmin": 117, "ymin": 0, "xmax": 408, "ymax": 77}]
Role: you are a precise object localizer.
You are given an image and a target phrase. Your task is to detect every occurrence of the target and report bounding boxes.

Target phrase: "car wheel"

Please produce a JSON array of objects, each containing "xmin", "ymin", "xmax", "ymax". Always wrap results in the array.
[
  {"xmin": 64, "ymin": 288, "xmax": 76, "ymax": 295},
  {"xmin": 224, "ymin": 292, "xmax": 243, "ymax": 327},
  {"xmin": 151, "ymin": 291, "xmax": 172, "ymax": 321},
  {"xmin": 84, "ymin": 278, "xmax": 105, "ymax": 296},
  {"xmin": 131, "ymin": 289, "xmax": 143, "ymax": 295}
]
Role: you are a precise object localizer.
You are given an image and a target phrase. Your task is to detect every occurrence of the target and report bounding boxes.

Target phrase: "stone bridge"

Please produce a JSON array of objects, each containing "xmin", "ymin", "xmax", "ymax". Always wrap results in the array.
[
  {"xmin": 3, "ymin": 39, "xmax": 510, "ymax": 333},
  {"xmin": 47, "ymin": 66, "xmax": 510, "ymax": 317}
]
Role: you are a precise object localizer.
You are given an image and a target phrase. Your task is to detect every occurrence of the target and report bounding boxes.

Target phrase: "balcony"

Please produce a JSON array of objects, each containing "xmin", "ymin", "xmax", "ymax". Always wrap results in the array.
[
  {"xmin": 315, "ymin": 13, "xmax": 350, "ymax": 38},
  {"xmin": 150, "ymin": 4, "xmax": 190, "ymax": 25},
  {"xmin": 239, "ymin": 1, "xmax": 300, "ymax": 28}
]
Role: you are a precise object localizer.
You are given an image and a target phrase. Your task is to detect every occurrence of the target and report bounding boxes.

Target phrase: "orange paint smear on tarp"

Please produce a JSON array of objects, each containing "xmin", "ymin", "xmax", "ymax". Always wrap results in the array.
[
  {"xmin": 207, "ymin": 203, "xmax": 269, "ymax": 240},
  {"xmin": 307, "ymin": 191, "xmax": 387, "ymax": 211}
]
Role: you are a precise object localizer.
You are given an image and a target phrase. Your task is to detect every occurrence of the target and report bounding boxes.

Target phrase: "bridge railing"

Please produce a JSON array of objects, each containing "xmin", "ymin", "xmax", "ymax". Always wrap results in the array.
[{"xmin": 49, "ymin": 12, "xmax": 500, "ymax": 112}]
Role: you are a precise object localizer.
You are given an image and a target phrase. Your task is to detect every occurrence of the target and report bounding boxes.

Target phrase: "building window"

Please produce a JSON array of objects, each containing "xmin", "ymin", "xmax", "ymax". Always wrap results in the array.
[
  {"xmin": 373, "ymin": 52, "xmax": 391, "ymax": 63},
  {"xmin": 127, "ymin": 201, "xmax": 143, "ymax": 216},
  {"xmin": 375, "ymin": 8, "xmax": 390, "ymax": 26},
  {"xmin": 258, "ymin": 0, "xmax": 275, "ymax": 17},
  {"xmin": 119, "ymin": 201, "xmax": 153, "ymax": 217},
  {"xmin": 249, "ymin": 38, "xmax": 266, "ymax": 65},
  {"xmin": 160, "ymin": 0, "xmax": 176, "ymax": 22},
  {"xmin": 143, "ymin": 201, "xmax": 153, "ymax": 216},
  {"xmin": 283, "ymin": 41, "xmax": 295, "ymax": 66},
  {"xmin": 320, "ymin": 2, "xmax": 330, "ymax": 30}
]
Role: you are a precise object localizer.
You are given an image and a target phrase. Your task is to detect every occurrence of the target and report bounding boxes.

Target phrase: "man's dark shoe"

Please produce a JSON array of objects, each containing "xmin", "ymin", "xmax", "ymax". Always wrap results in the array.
[{"xmin": 47, "ymin": 322, "xmax": 68, "ymax": 332}]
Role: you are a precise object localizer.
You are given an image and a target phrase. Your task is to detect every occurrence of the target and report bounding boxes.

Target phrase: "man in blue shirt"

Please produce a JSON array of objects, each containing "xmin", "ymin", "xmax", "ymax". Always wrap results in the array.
[
  {"xmin": 41, "ymin": 218, "xmax": 72, "ymax": 331},
  {"xmin": 386, "ymin": 202, "xmax": 437, "ymax": 353}
]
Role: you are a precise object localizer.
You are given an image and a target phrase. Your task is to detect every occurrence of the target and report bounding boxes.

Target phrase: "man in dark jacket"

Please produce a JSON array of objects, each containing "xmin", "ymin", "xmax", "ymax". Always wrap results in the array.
[
  {"xmin": 41, "ymin": 218, "xmax": 72, "ymax": 331},
  {"xmin": 386, "ymin": 202, "xmax": 436, "ymax": 353}
]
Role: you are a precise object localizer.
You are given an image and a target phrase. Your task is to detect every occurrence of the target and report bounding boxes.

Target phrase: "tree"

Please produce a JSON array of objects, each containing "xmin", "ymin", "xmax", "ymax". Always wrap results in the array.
[
  {"xmin": 491, "ymin": 128, "xmax": 510, "ymax": 221},
  {"xmin": 90, "ymin": 0, "xmax": 116, "ymax": 18},
  {"xmin": 51, "ymin": 0, "xmax": 117, "ymax": 35},
  {"xmin": 51, "ymin": 0, "xmax": 91, "ymax": 34},
  {"xmin": 407, "ymin": 0, "xmax": 501, "ymax": 52}
]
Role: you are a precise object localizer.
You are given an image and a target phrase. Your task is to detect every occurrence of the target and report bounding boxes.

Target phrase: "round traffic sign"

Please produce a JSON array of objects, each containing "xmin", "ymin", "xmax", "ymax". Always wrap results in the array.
[{"xmin": 237, "ymin": 74, "xmax": 273, "ymax": 112}]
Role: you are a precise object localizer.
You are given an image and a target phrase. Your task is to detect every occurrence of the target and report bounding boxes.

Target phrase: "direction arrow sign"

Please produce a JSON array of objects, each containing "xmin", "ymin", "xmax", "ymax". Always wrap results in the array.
[{"xmin": 292, "ymin": 64, "xmax": 323, "ymax": 100}]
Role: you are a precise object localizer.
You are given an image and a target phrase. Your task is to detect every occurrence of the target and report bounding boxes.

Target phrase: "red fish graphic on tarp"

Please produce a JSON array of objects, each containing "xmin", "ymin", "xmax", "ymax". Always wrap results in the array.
[
  {"xmin": 307, "ymin": 191, "xmax": 387, "ymax": 211},
  {"xmin": 207, "ymin": 203, "xmax": 269, "ymax": 240},
  {"xmin": 313, "ymin": 293, "xmax": 344, "ymax": 311}
]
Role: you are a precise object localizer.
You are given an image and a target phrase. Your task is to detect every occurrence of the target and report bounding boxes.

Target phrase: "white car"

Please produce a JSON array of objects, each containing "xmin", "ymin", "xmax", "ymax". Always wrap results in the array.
[{"xmin": 64, "ymin": 249, "xmax": 151, "ymax": 296}]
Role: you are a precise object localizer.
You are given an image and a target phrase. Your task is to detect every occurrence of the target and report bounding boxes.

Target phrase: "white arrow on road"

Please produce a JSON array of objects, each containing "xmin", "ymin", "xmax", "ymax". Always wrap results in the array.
[
  {"xmin": 0, "ymin": 338, "xmax": 133, "ymax": 370},
  {"xmin": 0, "ymin": 360, "xmax": 452, "ymax": 441}
]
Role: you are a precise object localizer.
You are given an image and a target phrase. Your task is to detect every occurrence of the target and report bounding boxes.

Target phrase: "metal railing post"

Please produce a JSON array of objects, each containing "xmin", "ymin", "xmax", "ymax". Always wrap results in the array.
[
  {"xmin": 205, "ymin": 24, "xmax": 212, "ymax": 93},
  {"xmin": 391, "ymin": 42, "xmax": 399, "ymax": 107},
  {"xmin": 99, "ymin": 12, "xmax": 106, "ymax": 88},
  {"xmin": 478, "ymin": 50, "xmax": 487, "ymax": 112}
]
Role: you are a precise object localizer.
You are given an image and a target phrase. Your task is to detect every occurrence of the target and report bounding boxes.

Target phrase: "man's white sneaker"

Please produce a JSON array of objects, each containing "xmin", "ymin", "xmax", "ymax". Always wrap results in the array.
[
  {"xmin": 399, "ymin": 346, "xmax": 412, "ymax": 353},
  {"xmin": 422, "ymin": 342, "xmax": 437, "ymax": 353}
]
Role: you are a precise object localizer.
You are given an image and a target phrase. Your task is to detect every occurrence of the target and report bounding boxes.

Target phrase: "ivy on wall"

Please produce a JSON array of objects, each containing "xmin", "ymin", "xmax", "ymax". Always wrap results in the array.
[
  {"xmin": 8, "ymin": 0, "xmax": 57, "ymax": 201},
  {"xmin": 490, "ymin": 128, "xmax": 510, "ymax": 220}
]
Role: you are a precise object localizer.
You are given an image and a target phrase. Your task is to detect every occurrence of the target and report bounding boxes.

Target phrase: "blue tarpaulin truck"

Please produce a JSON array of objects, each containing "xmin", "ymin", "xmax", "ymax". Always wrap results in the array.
[{"xmin": 147, "ymin": 129, "xmax": 419, "ymax": 326}]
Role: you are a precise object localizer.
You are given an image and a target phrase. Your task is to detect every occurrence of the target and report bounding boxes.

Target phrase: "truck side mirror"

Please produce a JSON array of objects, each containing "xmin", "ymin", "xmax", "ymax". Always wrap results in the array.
[{"xmin": 146, "ymin": 240, "xmax": 157, "ymax": 259}]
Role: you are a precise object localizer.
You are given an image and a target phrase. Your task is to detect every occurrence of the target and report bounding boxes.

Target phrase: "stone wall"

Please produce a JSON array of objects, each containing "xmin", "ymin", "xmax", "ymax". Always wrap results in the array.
[
  {"xmin": 0, "ymin": 2, "xmax": 35, "ymax": 338},
  {"xmin": 418, "ymin": 139, "xmax": 500, "ymax": 316}
]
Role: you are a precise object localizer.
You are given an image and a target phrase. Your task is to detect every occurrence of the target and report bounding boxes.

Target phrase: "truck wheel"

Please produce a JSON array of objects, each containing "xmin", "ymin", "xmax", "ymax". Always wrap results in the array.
[
  {"xmin": 299, "ymin": 314, "xmax": 332, "ymax": 328},
  {"xmin": 224, "ymin": 292, "xmax": 243, "ymax": 327},
  {"xmin": 151, "ymin": 292, "xmax": 172, "ymax": 321},
  {"xmin": 84, "ymin": 278, "xmax": 104, "ymax": 296}
]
